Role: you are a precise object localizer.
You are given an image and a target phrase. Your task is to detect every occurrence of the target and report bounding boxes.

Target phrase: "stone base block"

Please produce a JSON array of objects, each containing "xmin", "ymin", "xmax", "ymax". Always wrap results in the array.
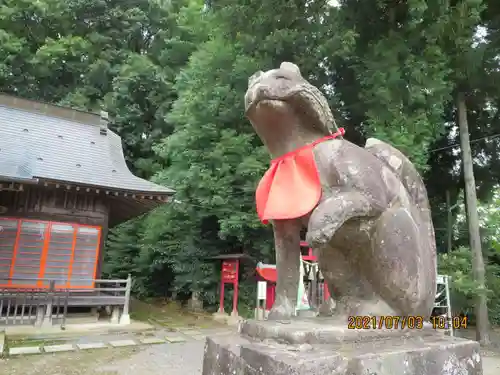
[
  {"xmin": 202, "ymin": 319, "xmax": 482, "ymax": 375},
  {"xmin": 119, "ymin": 313, "xmax": 131, "ymax": 325},
  {"xmin": 213, "ymin": 311, "xmax": 229, "ymax": 325}
]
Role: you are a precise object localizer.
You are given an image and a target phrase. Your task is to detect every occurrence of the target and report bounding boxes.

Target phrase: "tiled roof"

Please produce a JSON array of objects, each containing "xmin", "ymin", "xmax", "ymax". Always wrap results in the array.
[{"xmin": 0, "ymin": 95, "xmax": 174, "ymax": 195}]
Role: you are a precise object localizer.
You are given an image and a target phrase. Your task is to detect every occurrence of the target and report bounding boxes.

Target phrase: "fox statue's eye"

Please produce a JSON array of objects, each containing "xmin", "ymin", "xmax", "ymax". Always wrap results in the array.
[{"xmin": 274, "ymin": 74, "xmax": 288, "ymax": 80}]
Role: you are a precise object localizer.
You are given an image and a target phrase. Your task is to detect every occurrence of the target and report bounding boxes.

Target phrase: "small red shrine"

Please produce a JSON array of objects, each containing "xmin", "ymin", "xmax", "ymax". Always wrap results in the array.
[
  {"xmin": 255, "ymin": 263, "xmax": 276, "ymax": 311},
  {"xmin": 255, "ymin": 241, "xmax": 330, "ymax": 311},
  {"xmin": 212, "ymin": 254, "xmax": 249, "ymax": 316}
]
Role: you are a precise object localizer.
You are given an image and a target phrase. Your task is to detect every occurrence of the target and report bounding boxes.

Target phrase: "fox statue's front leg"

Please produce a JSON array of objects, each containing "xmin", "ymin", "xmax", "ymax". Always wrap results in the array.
[
  {"xmin": 307, "ymin": 191, "xmax": 394, "ymax": 317},
  {"xmin": 267, "ymin": 219, "xmax": 302, "ymax": 320}
]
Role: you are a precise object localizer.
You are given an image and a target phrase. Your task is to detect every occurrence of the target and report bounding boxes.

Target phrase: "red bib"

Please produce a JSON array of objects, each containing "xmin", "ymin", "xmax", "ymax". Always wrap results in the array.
[{"xmin": 256, "ymin": 128, "xmax": 345, "ymax": 224}]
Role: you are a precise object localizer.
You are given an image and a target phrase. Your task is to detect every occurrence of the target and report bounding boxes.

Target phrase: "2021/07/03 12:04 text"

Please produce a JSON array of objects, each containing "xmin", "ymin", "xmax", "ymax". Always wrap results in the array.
[{"xmin": 347, "ymin": 315, "xmax": 468, "ymax": 330}]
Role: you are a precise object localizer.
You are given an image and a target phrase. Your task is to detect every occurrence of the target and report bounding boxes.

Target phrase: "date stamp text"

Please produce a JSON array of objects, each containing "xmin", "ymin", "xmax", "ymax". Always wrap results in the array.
[
  {"xmin": 347, "ymin": 315, "xmax": 424, "ymax": 330},
  {"xmin": 347, "ymin": 315, "xmax": 468, "ymax": 330}
]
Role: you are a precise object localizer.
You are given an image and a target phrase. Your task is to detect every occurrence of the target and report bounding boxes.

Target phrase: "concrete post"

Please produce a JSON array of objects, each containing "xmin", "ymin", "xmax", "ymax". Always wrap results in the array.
[
  {"xmin": 42, "ymin": 281, "xmax": 55, "ymax": 327},
  {"xmin": 119, "ymin": 274, "xmax": 131, "ymax": 325},
  {"xmin": 35, "ymin": 306, "xmax": 44, "ymax": 327},
  {"xmin": 110, "ymin": 306, "xmax": 120, "ymax": 324}
]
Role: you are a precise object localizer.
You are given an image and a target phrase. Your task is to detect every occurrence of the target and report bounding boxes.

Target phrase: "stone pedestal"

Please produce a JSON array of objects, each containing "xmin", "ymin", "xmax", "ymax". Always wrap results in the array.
[
  {"xmin": 213, "ymin": 311, "xmax": 244, "ymax": 326},
  {"xmin": 202, "ymin": 318, "xmax": 482, "ymax": 375}
]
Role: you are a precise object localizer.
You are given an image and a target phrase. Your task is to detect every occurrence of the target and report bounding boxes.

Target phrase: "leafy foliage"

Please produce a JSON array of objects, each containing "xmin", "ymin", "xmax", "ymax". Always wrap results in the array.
[
  {"xmin": 438, "ymin": 246, "xmax": 500, "ymax": 325},
  {"xmin": 438, "ymin": 187, "xmax": 500, "ymax": 324},
  {"xmin": 332, "ymin": 0, "xmax": 454, "ymax": 170},
  {"xmin": 140, "ymin": 0, "xmax": 341, "ymax": 307}
]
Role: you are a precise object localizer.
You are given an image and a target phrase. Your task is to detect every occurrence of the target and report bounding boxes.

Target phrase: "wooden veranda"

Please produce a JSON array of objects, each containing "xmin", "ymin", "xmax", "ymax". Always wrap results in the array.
[{"xmin": 0, "ymin": 275, "xmax": 132, "ymax": 327}]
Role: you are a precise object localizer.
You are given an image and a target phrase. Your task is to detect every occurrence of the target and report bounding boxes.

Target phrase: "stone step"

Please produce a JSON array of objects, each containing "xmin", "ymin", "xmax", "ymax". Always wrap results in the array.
[
  {"xmin": 296, "ymin": 309, "xmax": 319, "ymax": 318},
  {"xmin": 240, "ymin": 318, "xmax": 437, "ymax": 345},
  {"xmin": 9, "ymin": 346, "xmax": 42, "ymax": 356},
  {"xmin": 43, "ymin": 344, "xmax": 75, "ymax": 353}
]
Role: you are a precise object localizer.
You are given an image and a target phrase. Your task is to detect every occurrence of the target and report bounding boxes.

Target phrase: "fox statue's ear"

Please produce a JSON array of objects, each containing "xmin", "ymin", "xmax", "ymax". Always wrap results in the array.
[{"xmin": 279, "ymin": 62, "xmax": 301, "ymax": 77}]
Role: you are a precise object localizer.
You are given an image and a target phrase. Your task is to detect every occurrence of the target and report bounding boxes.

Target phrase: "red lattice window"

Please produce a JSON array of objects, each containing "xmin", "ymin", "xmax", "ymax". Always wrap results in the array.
[{"xmin": 0, "ymin": 218, "xmax": 101, "ymax": 289}]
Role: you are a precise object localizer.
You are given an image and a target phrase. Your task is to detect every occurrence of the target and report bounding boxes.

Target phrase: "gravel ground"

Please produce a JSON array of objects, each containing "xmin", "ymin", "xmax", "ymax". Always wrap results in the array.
[
  {"xmin": 483, "ymin": 355, "xmax": 500, "ymax": 375},
  {"xmin": 0, "ymin": 346, "xmax": 139, "ymax": 375},
  {"xmin": 99, "ymin": 341, "xmax": 205, "ymax": 375},
  {"xmin": 1, "ymin": 338, "xmax": 500, "ymax": 375},
  {"xmin": 0, "ymin": 341, "xmax": 204, "ymax": 375}
]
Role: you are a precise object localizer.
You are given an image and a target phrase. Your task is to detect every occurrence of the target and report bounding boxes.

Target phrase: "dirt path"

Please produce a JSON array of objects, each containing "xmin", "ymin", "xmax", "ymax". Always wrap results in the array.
[
  {"xmin": 0, "ymin": 342, "xmax": 204, "ymax": 375},
  {"xmin": 1, "ymin": 324, "xmax": 500, "ymax": 375},
  {"xmin": 0, "ymin": 347, "xmax": 138, "ymax": 375},
  {"xmin": 483, "ymin": 354, "xmax": 500, "ymax": 375}
]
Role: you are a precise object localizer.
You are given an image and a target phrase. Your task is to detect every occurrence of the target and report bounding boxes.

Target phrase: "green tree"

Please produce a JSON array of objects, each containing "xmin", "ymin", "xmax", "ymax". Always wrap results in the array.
[
  {"xmin": 99, "ymin": 0, "xmax": 207, "ymax": 291},
  {"xmin": 439, "ymin": 188, "xmax": 500, "ymax": 325},
  {"xmin": 331, "ymin": 1, "xmax": 500, "ymax": 258},
  {"xmin": 332, "ymin": 0, "xmax": 453, "ymax": 170},
  {"xmin": 438, "ymin": 246, "xmax": 500, "ymax": 325},
  {"xmin": 139, "ymin": 0, "xmax": 341, "ymax": 309},
  {"xmin": 422, "ymin": 0, "xmax": 500, "ymax": 254},
  {"xmin": 0, "ymin": 0, "xmax": 197, "ymax": 176},
  {"xmin": 0, "ymin": 0, "xmax": 205, "ymax": 296},
  {"xmin": 103, "ymin": 218, "xmax": 144, "ymax": 280},
  {"xmin": 441, "ymin": 0, "xmax": 500, "ymax": 344},
  {"xmin": 328, "ymin": 1, "xmax": 500, "ymax": 341}
]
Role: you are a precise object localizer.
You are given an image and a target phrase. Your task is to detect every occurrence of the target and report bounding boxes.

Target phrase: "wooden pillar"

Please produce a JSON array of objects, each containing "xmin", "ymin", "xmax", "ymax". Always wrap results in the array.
[
  {"xmin": 231, "ymin": 259, "xmax": 240, "ymax": 316},
  {"xmin": 218, "ymin": 279, "xmax": 225, "ymax": 313}
]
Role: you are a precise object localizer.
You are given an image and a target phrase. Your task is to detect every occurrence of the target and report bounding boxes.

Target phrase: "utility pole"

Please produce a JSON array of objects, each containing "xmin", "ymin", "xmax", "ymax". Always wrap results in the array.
[
  {"xmin": 446, "ymin": 191, "xmax": 452, "ymax": 253},
  {"xmin": 457, "ymin": 91, "xmax": 490, "ymax": 345},
  {"xmin": 445, "ymin": 190, "xmax": 460, "ymax": 253}
]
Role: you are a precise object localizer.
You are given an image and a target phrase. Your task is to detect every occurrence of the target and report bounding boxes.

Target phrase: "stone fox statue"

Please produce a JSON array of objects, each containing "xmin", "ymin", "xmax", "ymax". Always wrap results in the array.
[{"xmin": 245, "ymin": 62, "xmax": 437, "ymax": 321}]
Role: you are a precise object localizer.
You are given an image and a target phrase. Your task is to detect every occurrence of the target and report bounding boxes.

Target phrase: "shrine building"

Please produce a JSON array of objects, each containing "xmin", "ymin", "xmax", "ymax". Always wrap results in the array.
[{"xmin": 0, "ymin": 94, "xmax": 174, "ymax": 326}]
